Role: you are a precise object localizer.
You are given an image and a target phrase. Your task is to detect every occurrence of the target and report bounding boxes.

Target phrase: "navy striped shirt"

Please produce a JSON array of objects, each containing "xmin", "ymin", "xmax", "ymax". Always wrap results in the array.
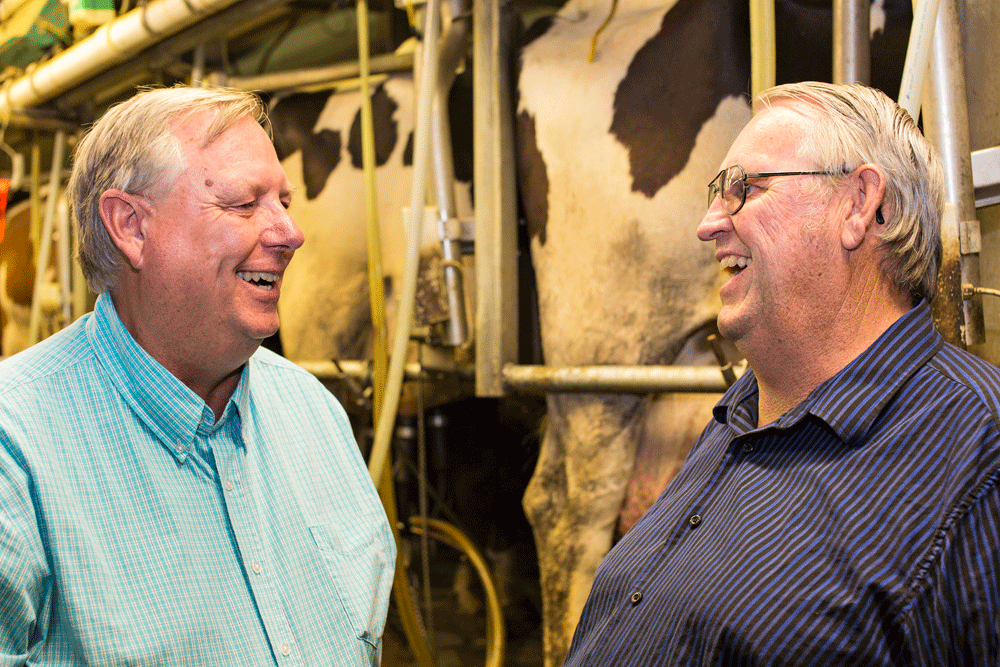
[{"xmin": 564, "ymin": 301, "xmax": 1000, "ymax": 666}]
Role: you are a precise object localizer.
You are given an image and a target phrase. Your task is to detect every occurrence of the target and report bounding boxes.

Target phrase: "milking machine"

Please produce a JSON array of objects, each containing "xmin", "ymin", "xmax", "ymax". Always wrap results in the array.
[{"xmin": 354, "ymin": 1, "xmax": 504, "ymax": 664}]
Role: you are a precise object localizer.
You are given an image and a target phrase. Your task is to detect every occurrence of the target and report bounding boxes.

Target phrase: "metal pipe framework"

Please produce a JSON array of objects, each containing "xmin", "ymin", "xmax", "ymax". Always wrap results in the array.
[{"xmin": 295, "ymin": 359, "xmax": 740, "ymax": 394}]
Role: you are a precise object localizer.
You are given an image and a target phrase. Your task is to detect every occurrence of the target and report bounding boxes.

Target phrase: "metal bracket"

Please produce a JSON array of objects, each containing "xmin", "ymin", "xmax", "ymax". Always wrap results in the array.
[
  {"xmin": 960, "ymin": 219, "xmax": 982, "ymax": 254},
  {"xmin": 972, "ymin": 145, "xmax": 1000, "ymax": 208}
]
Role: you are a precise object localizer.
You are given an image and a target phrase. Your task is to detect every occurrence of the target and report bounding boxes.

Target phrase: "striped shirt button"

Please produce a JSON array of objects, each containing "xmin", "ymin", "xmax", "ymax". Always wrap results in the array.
[
  {"xmin": 279, "ymin": 642, "xmax": 291, "ymax": 656},
  {"xmin": 175, "ymin": 443, "xmax": 186, "ymax": 453},
  {"xmin": 252, "ymin": 560, "xmax": 262, "ymax": 574},
  {"xmin": 630, "ymin": 591, "xmax": 642, "ymax": 604},
  {"xmin": 223, "ymin": 478, "xmax": 234, "ymax": 491},
  {"xmin": 689, "ymin": 514, "xmax": 702, "ymax": 526},
  {"xmin": 742, "ymin": 442, "xmax": 754, "ymax": 453}
]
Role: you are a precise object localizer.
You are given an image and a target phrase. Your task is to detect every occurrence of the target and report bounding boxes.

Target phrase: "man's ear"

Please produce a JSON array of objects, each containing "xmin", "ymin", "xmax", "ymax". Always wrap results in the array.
[
  {"xmin": 100, "ymin": 189, "xmax": 152, "ymax": 270},
  {"xmin": 841, "ymin": 164, "xmax": 886, "ymax": 251}
]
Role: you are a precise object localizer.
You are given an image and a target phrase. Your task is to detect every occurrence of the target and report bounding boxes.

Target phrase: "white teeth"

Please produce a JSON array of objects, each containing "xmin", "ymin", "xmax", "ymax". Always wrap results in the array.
[
  {"xmin": 720, "ymin": 256, "xmax": 751, "ymax": 270},
  {"xmin": 237, "ymin": 271, "xmax": 279, "ymax": 290}
]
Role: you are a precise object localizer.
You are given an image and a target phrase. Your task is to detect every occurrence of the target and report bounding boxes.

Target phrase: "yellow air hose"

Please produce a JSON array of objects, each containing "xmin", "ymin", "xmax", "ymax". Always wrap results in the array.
[
  {"xmin": 356, "ymin": 1, "xmax": 436, "ymax": 666},
  {"xmin": 749, "ymin": 0, "xmax": 776, "ymax": 97},
  {"xmin": 355, "ymin": 2, "xmax": 504, "ymax": 665}
]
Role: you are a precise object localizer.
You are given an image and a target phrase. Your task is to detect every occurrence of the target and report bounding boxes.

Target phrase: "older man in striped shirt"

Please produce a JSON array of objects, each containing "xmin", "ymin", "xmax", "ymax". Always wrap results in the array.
[
  {"xmin": 0, "ymin": 86, "xmax": 394, "ymax": 665},
  {"xmin": 564, "ymin": 82, "xmax": 1000, "ymax": 666}
]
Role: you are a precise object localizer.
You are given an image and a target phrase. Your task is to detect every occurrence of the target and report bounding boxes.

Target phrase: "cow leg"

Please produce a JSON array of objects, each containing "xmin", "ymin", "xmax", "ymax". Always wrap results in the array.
[{"xmin": 523, "ymin": 393, "xmax": 645, "ymax": 667}]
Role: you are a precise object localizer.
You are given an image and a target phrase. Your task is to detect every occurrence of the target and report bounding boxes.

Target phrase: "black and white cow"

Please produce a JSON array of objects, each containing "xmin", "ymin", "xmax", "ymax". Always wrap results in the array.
[{"xmin": 515, "ymin": 0, "xmax": 909, "ymax": 664}]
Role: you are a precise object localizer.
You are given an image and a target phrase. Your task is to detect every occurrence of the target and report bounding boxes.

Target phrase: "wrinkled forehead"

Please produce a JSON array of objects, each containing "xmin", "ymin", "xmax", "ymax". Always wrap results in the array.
[
  {"xmin": 170, "ymin": 108, "xmax": 226, "ymax": 157},
  {"xmin": 722, "ymin": 102, "xmax": 817, "ymax": 170}
]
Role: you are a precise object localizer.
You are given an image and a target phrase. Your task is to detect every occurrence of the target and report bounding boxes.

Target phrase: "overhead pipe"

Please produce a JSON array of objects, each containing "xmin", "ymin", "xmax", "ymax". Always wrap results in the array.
[
  {"xmin": 55, "ymin": 0, "xmax": 291, "ymax": 109},
  {"xmin": 213, "ymin": 52, "xmax": 414, "ymax": 92},
  {"xmin": 0, "ymin": 0, "xmax": 251, "ymax": 118}
]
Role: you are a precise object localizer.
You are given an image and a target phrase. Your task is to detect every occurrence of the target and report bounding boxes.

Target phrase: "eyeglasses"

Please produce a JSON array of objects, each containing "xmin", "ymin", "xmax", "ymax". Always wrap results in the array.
[{"xmin": 707, "ymin": 164, "xmax": 841, "ymax": 215}]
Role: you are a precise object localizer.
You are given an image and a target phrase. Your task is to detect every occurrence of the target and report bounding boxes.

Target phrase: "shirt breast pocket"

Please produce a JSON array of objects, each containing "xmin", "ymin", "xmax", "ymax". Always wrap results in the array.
[{"xmin": 308, "ymin": 523, "xmax": 392, "ymax": 647}]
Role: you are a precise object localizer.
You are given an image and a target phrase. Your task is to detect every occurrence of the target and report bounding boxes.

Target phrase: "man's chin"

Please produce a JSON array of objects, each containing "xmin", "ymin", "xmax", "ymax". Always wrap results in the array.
[
  {"xmin": 241, "ymin": 317, "xmax": 281, "ymax": 345},
  {"xmin": 716, "ymin": 306, "xmax": 748, "ymax": 343}
]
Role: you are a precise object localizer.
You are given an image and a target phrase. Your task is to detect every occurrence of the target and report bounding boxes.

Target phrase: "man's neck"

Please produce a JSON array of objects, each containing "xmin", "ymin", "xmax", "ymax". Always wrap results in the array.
[
  {"xmin": 108, "ymin": 286, "xmax": 254, "ymax": 422},
  {"xmin": 746, "ymin": 288, "xmax": 913, "ymax": 427}
]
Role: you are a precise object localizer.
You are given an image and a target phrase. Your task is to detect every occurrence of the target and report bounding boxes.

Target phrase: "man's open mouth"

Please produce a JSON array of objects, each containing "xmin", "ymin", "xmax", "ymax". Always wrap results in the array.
[
  {"xmin": 237, "ymin": 271, "xmax": 279, "ymax": 290},
  {"xmin": 721, "ymin": 256, "xmax": 751, "ymax": 275}
]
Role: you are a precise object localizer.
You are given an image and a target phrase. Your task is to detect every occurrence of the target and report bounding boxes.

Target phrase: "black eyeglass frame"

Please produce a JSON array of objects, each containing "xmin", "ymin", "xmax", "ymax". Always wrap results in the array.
[{"xmin": 707, "ymin": 164, "xmax": 842, "ymax": 215}]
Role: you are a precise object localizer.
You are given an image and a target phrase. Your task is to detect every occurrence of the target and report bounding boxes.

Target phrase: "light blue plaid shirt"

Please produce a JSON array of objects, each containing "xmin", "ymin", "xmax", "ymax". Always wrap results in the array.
[{"xmin": 0, "ymin": 293, "xmax": 395, "ymax": 666}]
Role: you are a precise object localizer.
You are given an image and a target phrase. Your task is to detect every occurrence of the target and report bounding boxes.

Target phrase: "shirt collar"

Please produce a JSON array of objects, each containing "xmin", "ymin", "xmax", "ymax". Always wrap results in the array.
[
  {"xmin": 713, "ymin": 301, "xmax": 942, "ymax": 444},
  {"xmin": 87, "ymin": 293, "xmax": 248, "ymax": 462}
]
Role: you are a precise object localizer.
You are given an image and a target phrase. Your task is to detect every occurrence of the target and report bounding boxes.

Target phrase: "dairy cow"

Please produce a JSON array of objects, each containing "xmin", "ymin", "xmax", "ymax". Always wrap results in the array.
[{"xmin": 515, "ymin": 0, "xmax": 909, "ymax": 664}]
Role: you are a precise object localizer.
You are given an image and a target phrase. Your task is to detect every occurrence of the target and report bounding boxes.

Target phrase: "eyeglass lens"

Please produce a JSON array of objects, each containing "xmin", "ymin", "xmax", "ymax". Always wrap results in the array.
[{"xmin": 708, "ymin": 165, "xmax": 746, "ymax": 214}]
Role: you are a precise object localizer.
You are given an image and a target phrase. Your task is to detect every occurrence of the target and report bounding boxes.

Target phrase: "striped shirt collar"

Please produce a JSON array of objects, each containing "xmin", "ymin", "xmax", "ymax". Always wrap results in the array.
[
  {"xmin": 714, "ymin": 300, "xmax": 942, "ymax": 444},
  {"xmin": 87, "ymin": 292, "xmax": 249, "ymax": 462}
]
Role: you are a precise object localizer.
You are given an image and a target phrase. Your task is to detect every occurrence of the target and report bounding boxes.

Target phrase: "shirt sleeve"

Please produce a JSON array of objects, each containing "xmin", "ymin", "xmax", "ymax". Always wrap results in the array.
[
  {"xmin": 0, "ymin": 434, "xmax": 52, "ymax": 664},
  {"xmin": 902, "ymin": 476, "xmax": 1000, "ymax": 666}
]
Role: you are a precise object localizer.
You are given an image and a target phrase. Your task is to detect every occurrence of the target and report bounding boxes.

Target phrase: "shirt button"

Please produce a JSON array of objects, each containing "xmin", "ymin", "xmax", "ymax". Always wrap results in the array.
[
  {"xmin": 630, "ymin": 591, "xmax": 642, "ymax": 604},
  {"xmin": 280, "ymin": 643, "xmax": 291, "ymax": 656},
  {"xmin": 252, "ymin": 560, "xmax": 262, "ymax": 574},
  {"xmin": 689, "ymin": 514, "xmax": 702, "ymax": 526},
  {"xmin": 175, "ymin": 443, "xmax": 186, "ymax": 453},
  {"xmin": 223, "ymin": 478, "xmax": 234, "ymax": 491},
  {"xmin": 742, "ymin": 442, "xmax": 755, "ymax": 453}
]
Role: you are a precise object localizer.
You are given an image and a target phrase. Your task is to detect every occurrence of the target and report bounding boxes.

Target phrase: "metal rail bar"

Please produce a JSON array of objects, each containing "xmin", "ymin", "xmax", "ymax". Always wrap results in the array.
[
  {"xmin": 502, "ymin": 364, "xmax": 741, "ymax": 394},
  {"xmin": 294, "ymin": 359, "xmax": 741, "ymax": 394}
]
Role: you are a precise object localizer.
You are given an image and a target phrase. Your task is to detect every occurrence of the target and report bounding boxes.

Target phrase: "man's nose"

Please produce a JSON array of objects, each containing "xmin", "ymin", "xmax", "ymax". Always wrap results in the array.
[
  {"xmin": 265, "ymin": 206, "xmax": 305, "ymax": 251},
  {"xmin": 696, "ymin": 200, "xmax": 733, "ymax": 242}
]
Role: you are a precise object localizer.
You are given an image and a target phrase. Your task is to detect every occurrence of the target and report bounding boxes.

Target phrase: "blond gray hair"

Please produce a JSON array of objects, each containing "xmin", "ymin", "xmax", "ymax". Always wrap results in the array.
[
  {"xmin": 756, "ymin": 81, "xmax": 944, "ymax": 303},
  {"xmin": 69, "ymin": 85, "xmax": 269, "ymax": 293}
]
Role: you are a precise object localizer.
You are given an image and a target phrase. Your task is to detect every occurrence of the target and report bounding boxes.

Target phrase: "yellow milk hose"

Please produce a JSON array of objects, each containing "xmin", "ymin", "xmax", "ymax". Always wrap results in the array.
[{"xmin": 355, "ymin": 2, "xmax": 504, "ymax": 665}]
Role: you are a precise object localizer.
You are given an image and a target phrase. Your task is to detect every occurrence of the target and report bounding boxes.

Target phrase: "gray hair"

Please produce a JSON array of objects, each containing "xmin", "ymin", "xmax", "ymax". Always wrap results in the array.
[
  {"xmin": 69, "ymin": 85, "xmax": 270, "ymax": 293},
  {"xmin": 755, "ymin": 81, "xmax": 944, "ymax": 303}
]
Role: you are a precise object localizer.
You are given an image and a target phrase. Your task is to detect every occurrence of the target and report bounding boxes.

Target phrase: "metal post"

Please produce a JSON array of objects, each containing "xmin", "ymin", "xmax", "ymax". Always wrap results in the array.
[
  {"xmin": 833, "ymin": 0, "xmax": 869, "ymax": 85},
  {"xmin": 922, "ymin": 0, "xmax": 983, "ymax": 347},
  {"xmin": 473, "ymin": 0, "xmax": 517, "ymax": 396},
  {"xmin": 28, "ymin": 129, "xmax": 66, "ymax": 346},
  {"xmin": 429, "ymin": 0, "xmax": 471, "ymax": 347}
]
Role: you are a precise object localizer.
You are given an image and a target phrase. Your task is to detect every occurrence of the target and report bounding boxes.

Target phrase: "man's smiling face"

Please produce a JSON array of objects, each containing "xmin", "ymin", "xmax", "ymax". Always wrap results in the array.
[
  {"xmin": 138, "ymin": 110, "xmax": 304, "ymax": 354},
  {"xmin": 696, "ymin": 101, "xmax": 845, "ymax": 349}
]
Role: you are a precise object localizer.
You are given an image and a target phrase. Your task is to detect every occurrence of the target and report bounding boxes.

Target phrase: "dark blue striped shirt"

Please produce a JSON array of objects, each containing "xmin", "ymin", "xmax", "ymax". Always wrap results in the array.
[{"xmin": 564, "ymin": 302, "xmax": 1000, "ymax": 666}]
